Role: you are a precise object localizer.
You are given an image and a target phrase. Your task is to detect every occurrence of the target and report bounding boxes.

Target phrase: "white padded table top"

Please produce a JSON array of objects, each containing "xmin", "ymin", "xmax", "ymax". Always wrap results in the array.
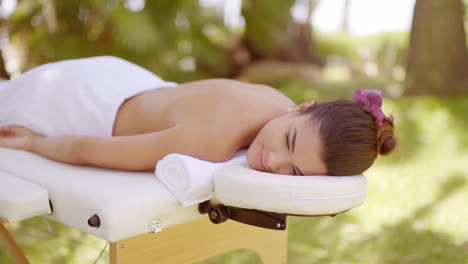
[
  {"xmin": 0, "ymin": 148, "xmax": 203, "ymax": 242},
  {"xmin": 0, "ymin": 172, "xmax": 51, "ymax": 222},
  {"xmin": 214, "ymin": 165, "xmax": 367, "ymax": 215}
]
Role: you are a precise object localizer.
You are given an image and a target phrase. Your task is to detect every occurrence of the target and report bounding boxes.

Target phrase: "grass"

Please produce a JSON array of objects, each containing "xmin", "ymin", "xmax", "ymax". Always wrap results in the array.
[
  {"xmin": 315, "ymin": 31, "xmax": 409, "ymax": 69},
  {"xmin": 2, "ymin": 92, "xmax": 468, "ymax": 264}
]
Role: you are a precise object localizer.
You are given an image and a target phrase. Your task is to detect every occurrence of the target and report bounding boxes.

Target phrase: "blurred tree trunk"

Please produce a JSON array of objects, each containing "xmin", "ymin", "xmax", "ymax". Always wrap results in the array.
[
  {"xmin": 41, "ymin": 0, "xmax": 58, "ymax": 33},
  {"xmin": 0, "ymin": 53, "xmax": 8, "ymax": 80},
  {"xmin": 241, "ymin": 0, "xmax": 296, "ymax": 60},
  {"xmin": 241, "ymin": 0, "xmax": 322, "ymax": 64},
  {"xmin": 0, "ymin": 19, "xmax": 9, "ymax": 80},
  {"xmin": 341, "ymin": 0, "xmax": 350, "ymax": 33},
  {"xmin": 230, "ymin": 0, "xmax": 323, "ymax": 79},
  {"xmin": 406, "ymin": 0, "xmax": 468, "ymax": 95}
]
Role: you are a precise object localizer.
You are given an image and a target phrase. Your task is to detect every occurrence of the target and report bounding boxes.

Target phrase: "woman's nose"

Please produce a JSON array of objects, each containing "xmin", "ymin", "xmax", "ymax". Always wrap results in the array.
[{"xmin": 266, "ymin": 151, "xmax": 289, "ymax": 172}]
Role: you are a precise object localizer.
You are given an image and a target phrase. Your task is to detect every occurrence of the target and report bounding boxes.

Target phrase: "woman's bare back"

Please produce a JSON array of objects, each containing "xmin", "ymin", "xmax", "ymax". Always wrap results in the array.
[
  {"xmin": 0, "ymin": 77, "xmax": 295, "ymax": 171},
  {"xmin": 113, "ymin": 79, "xmax": 295, "ymax": 155}
]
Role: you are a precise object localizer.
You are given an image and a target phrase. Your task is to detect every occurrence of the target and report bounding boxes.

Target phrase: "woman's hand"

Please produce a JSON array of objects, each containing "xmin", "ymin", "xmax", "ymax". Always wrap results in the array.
[{"xmin": 0, "ymin": 125, "xmax": 43, "ymax": 150}]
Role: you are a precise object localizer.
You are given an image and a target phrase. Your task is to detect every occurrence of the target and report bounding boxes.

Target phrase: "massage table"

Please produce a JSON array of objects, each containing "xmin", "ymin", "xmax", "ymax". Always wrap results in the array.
[{"xmin": 0, "ymin": 147, "xmax": 367, "ymax": 264}]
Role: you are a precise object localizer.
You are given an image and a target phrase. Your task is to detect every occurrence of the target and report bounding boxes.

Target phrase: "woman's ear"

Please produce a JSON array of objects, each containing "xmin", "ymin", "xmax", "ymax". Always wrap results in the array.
[{"xmin": 293, "ymin": 101, "xmax": 316, "ymax": 112}]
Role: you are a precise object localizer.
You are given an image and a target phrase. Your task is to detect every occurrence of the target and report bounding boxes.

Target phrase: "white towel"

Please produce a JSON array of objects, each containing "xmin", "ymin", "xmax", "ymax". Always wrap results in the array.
[
  {"xmin": 0, "ymin": 56, "xmax": 177, "ymax": 137},
  {"xmin": 155, "ymin": 150, "xmax": 248, "ymax": 207}
]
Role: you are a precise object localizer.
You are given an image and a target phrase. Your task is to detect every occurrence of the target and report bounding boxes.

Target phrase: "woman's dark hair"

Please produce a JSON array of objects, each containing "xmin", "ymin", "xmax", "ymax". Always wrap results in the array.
[{"xmin": 302, "ymin": 100, "xmax": 397, "ymax": 176}]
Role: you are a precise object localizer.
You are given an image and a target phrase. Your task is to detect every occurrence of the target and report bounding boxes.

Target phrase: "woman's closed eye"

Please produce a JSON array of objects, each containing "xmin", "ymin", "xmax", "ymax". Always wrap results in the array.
[{"xmin": 285, "ymin": 131, "xmax": 297, "ymax": 175}]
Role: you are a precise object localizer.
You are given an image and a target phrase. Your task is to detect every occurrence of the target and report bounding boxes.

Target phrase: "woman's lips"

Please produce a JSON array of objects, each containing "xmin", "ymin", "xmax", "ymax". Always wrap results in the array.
[{"xmin": 258, "ymin": 146, "xmax": 267, "ymax": 171}]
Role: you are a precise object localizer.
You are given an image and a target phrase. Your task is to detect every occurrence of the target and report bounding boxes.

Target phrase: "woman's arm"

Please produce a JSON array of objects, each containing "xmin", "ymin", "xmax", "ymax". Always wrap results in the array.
[
  {"xmin": 0, "ymin": 125, "xmax": 234, "ymax": 171},
  {"xmin": 32, "ymin": 126, "xmax": 188, "ymax": 171}
]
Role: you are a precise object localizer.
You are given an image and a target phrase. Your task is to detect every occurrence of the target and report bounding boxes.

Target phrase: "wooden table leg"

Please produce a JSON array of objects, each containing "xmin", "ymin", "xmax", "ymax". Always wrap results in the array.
[{"xmin": 0, "ymin": 222, "xmax": 30, "ymax": 264}]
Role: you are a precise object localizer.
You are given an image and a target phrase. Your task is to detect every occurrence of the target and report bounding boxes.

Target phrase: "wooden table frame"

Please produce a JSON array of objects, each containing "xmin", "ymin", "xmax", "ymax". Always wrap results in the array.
[
  {"xmin": 1, "ymin": 217, "xmax": 288, "ymax": 264},
  {"xmin": 0, "ymin": 219, "xmax": 29, "ymax": 264}
]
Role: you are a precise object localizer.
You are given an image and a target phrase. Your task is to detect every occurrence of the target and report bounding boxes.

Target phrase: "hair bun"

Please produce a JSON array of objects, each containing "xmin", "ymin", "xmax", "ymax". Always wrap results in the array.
[{"xmin": 378, "ymin": 120, "xmax": 397, "ymax": 155}]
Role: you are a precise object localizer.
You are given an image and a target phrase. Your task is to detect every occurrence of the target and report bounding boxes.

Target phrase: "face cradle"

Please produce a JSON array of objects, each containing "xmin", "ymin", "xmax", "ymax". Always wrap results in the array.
[{"xmin": 247, "ymin": 112, "xmax": 328, "ymax": 176}]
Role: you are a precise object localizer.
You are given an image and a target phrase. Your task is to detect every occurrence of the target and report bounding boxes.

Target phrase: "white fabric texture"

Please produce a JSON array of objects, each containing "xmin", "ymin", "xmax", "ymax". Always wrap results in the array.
[
  {"xmin": 214, "ymin": 165, "xmax": 367, "ymax": 215},
  {"xmin": 0, "ymin": 171, "xmax": 51, "ymax": 222},
  {"xmin": 155, "ymin": 150, "xmax": 248, "ymax": 207},
  {"xmin": 0, "ymin": 56, "xmax": 177, "ymax": 137},
  {"xmin": 0, "ymin": 148, "xmax": 203, "ymax": 242}
]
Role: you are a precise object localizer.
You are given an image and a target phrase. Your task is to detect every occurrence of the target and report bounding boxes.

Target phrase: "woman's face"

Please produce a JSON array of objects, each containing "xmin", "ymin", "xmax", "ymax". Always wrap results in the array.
[{"xmin": 247, "ymin": 112, "xmax": 327, "ymax": 175}]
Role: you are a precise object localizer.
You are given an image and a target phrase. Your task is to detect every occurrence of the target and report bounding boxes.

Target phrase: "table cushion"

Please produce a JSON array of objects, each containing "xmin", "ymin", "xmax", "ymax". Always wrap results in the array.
[
  {"xmin": 0, "ymin": 148, "xmax": 203, "ymax": 242},
  {"xmin": 0, "ymin": 171, "xmax": 51, "ymax": 222}
]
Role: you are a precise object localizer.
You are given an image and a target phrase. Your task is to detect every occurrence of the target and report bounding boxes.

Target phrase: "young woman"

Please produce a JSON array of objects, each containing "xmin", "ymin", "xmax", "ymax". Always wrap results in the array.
[{"xmin": 0, "ymin": 56, "xmax": 396, "ymax": 176}]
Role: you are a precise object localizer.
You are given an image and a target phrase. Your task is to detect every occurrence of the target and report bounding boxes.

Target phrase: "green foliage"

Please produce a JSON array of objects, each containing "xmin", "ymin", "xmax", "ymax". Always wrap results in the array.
[
  {"xmin": 6, "ymin": 0, "xmax": 412, "ymax": 85},
  {"xmin": 315, "ymin": 31, "xmax": 410, "ymax": 82},
  {"xmin": 7, "ymin": 0, "xmax": 233, "ymax": 82},
  {"xmin": 242, "ymin": 0, "xmax": 295, "ymax": 55},
  {"xmin": 316, "ymin": 31, "xmax": 409, "ymax": 61},
  {"xmin": 315, "ymin": 32, "xmax": 360, "ymax": 59}
]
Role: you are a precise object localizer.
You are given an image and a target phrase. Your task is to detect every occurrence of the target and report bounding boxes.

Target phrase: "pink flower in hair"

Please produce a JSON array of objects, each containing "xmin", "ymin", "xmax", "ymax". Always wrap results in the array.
[{"xmin": 354, "ymin": 90, "xmax": 394, "ymax": 127}]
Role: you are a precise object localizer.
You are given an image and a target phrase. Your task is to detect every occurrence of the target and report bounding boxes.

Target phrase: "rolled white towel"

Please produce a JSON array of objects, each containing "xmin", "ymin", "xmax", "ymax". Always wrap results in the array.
[{"xmin": 155, "ymin": 150, "xmax": 248, "ymax": 207}]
